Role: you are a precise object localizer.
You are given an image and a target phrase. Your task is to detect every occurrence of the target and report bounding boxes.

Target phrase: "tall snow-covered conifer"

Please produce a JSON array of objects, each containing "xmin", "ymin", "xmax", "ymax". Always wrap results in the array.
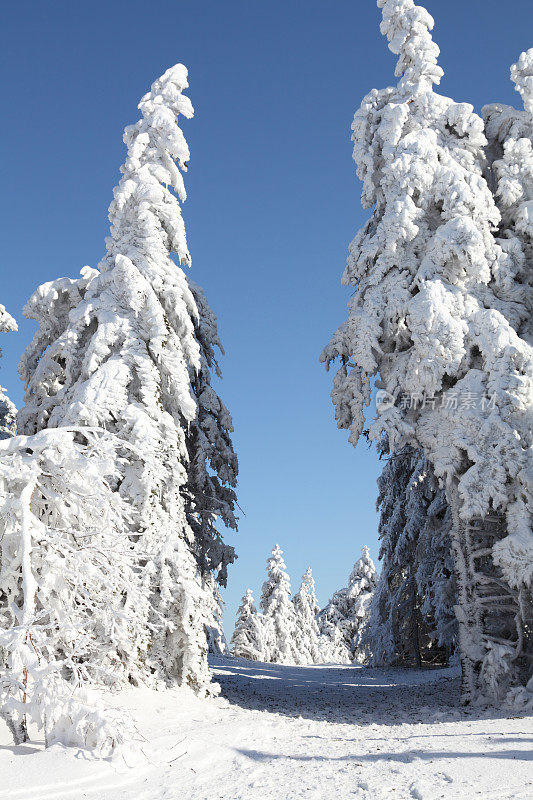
[
  {"xmin": 482, "ymin": 51, "xmax": 533, "ymax": 591},
  {"xmin": 292, "ymin": 568, "xmax": 324, "ymax": 664},
  {"xmin": 322, "ymin": 0, "xmax": 532, "ymax": 703},
  {"xmin": 17, "ymin": 65, "xmax": 238, "ymax": 693},
  {"xmin": 260, "ymin": 545, "xmax": 300, "ymax": 664}
]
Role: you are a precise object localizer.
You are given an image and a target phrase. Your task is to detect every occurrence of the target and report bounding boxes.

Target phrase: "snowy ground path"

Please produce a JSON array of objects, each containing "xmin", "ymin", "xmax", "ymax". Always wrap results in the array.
[{"xmin": 1, "ymin": 656, "xmax": 532, "ymax": 800}]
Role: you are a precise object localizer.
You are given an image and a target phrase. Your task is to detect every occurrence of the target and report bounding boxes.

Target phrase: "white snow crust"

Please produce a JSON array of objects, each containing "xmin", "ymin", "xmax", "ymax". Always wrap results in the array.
[{"xmin": 1, "ymin": 655, "xmax": 531, "ymax": 800}]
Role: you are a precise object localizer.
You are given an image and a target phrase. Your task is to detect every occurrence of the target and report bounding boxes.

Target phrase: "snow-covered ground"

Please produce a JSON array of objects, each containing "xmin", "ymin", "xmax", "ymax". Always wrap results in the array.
[{"xmin": 1, "ymin": 656, "xmax": 532, "ymax": 800}]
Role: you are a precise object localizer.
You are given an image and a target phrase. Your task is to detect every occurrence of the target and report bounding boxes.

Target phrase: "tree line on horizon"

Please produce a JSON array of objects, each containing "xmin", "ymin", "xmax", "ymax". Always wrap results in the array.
[{"xmin": 230, "ymin": 544, "xmax": 377, "ymax": 665}]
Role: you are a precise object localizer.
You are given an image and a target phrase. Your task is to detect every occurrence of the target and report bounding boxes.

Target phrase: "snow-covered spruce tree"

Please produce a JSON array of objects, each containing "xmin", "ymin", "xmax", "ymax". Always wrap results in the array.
[
  {"xmin": 292, "ymin": 567, "xmax": 324, "ymax": 664},
  {"xmin": 362, "ymin": 447, "xmax": 456, "ymax": 668},
  {"xmin": 17, "ymin": 65, "xmax": 237, "ymax": 693},
  {"xmin": 321, "ymin": 0, "xmax": 532, "ymax": 703},
  {"xmin": 483, "ymin": 50, "xmax": 533, "ymax": 556},
  {"xmin": 260, "ymin": 545, "xmax": 300, "ymax": 664},
  {"xmin": 0, "ymin": 306, "xmax": 17, "ymax": 439},
  {"xmin": 20, "ymin": 271, "xmax": 238, "ymax": 659},
  {"xmin": 230, "ymin": 589, "xmax": 266, "ymax": 661},
  {"xmin": 0, "ymin": 428, "xmax": 147, "ymax": 752},
  {"xmin": 317, "ymin": 547, "xmax": 377, "ymax": 663},
  {"xmin": 316, "ymin": 602, "xmax": 351, "ymax": 664},
  {"xmin": 317, "ymin": 582, "xmax": 352, "ymax": 664}
]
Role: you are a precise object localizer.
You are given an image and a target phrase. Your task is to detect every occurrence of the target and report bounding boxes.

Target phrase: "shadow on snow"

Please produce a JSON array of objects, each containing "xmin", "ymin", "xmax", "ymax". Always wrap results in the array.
[{"xmin": 209, "ymin": 655, "xmax": 531, "ymax": 728}]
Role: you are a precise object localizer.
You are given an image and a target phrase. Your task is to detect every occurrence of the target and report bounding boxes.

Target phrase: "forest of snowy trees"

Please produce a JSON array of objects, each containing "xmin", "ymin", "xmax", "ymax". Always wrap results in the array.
[
  {"xmin": 0, "ymin": 0, "xmax": 531, "ymax": 761},
  {"xmin": 230, "ymin": 545, "xmax": 377, "ymax": 665}
]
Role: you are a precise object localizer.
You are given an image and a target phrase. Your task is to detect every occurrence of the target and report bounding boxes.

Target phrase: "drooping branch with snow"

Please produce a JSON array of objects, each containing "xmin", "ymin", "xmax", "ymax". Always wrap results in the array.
[
  {"xmin": 0, "ymin": 429, "xmax": 146, "ymax": 752},
  {"xmin": 184, "ymin": 278, "xmax": 238, "ymax": 590}
]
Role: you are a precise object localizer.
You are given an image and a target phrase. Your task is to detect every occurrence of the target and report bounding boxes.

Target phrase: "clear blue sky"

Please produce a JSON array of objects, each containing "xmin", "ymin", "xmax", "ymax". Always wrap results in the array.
[{"xmin": 1, "ymin": 0, "xmax": 530, "ymax": 635}]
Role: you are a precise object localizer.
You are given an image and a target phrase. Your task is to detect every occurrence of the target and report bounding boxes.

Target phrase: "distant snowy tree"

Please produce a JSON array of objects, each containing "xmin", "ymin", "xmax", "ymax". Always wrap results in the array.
[
  {"xmin": 292, "ymin": 567, "xmax": 324, "ymax": 664},
  {"xmin": 0, "ymin": 306, "xmax": 17, "ymax": 439},
  {"xmin": 318, "ymin": 547, "xmax": 377, "ymax": 663},
  {"xmin": 230, "ymin": 589, "xmax": 265, "ymax": 661},
  {"xmin": 363, "ymin": 447, "xmax": 456, "ymax": 668},
  {"xmin": 322, "ymin": 0, "xmax": 532, "ymax": 703},
  {"xmin": 17, "ymin": 65, "xmax": 238, "ymax": 694},
  {"xmin": 317, "ymin": 607, "xmax": 351, "ymax": 664},
  {"xmin": 317, "ymin": 586, "xmax": 352, "ymax": 664},
  {"xmin": 0, "ymin": 429, "xmax": 148, "ymax": 750},
  {"xmin": 260, "ymin": 545, "xmax": 300, "ymax": 664},
  {"xmin": 347, "ymin": 546, "xmax": 378, "ymax": 661}
]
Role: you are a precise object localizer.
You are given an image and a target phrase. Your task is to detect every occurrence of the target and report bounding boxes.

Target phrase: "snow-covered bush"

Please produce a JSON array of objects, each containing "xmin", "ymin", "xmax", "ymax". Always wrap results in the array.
[
  {"xmin": 230, "ymin": 590, "xmax": 266, "ymax": 661},
  {"xmin": 3, "ymin": 665, "xmax": 133, "ymax": 756},
  {"xmin": 0, "ymin": 428, "xmax": 148, "ymax": 751},
  {"xmin": 17, "ymin": 64, "xmax": 239, "ymax": 695},
  {"xmin": 321, "ymin": 0, "xmax": 532, "ymax": 703}
]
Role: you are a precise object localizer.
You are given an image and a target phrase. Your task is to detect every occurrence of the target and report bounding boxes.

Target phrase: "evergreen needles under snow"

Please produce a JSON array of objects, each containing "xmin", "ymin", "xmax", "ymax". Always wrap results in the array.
[{"xmin": 363, "ymin": 447, "xmax": 456, "ymax": 668}]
